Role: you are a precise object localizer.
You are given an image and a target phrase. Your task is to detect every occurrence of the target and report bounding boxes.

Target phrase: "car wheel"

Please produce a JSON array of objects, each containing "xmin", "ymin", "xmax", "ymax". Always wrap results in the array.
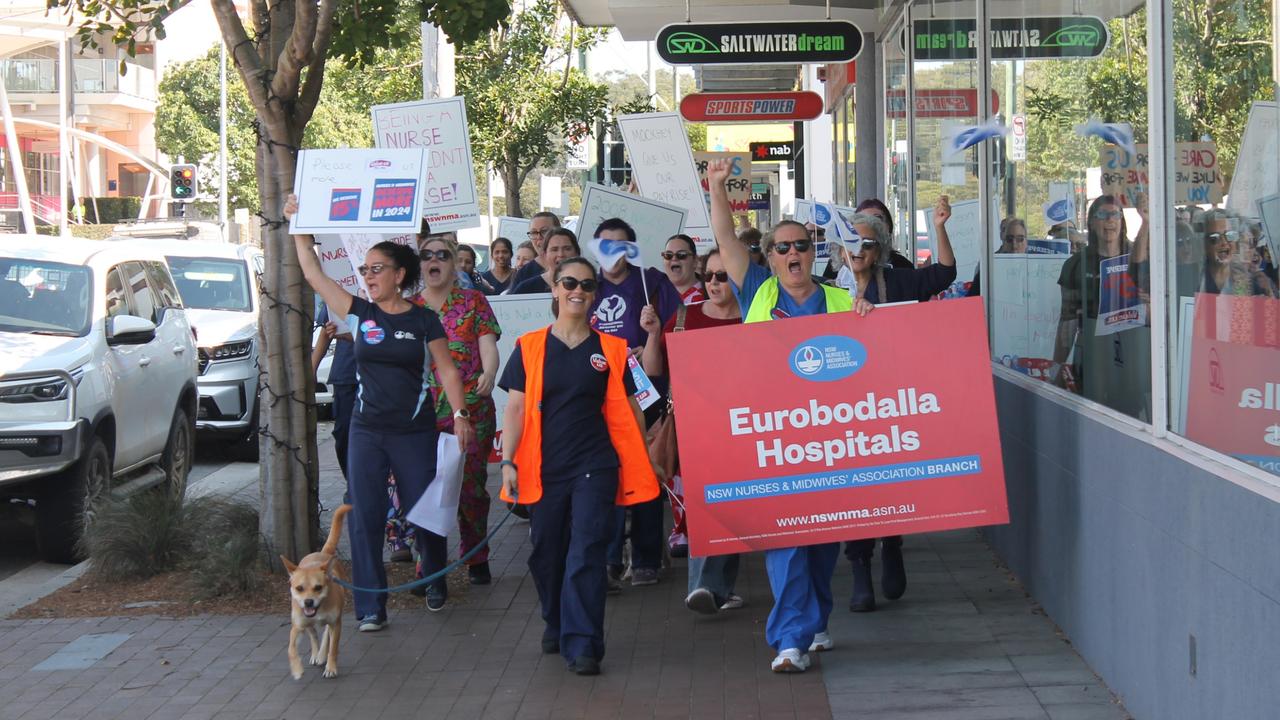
[
  {"xmin": 35, "ymin": 435, "xmax": 111, "ymax": 564},
  {"xmin": 162, "ymin": 407, "xmax": 193, "ymax": 501}
]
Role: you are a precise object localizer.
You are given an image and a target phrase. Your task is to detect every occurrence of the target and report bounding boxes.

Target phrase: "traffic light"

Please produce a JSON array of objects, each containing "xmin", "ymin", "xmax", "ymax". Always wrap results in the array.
[{"xmin": 170, "ymin": 164, "xmax": 198, "ymax": 201}]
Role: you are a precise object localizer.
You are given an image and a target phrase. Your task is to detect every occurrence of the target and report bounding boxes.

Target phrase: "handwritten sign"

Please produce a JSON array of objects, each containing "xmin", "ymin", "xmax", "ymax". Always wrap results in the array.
[
  {"xmin": 1100, "ymin": 142, "xmax": 1223, "ymax": 205},
  {"xmin": 371, "ymin": 97, "xmax": 480, "ymax": 232},
  {"xmin": 1228, "ymin": 101, "xmax": 1277, "ymax": 215},
  {"xmin": 486, "ymin": 294, "xmax": 556, "ymax": 462},
  {"xmin": 578, "ymin": 182, "xmax": 688, "ymax": 269},
  {"xmin": 290, "ymin": 149, "xmax": 429, "ymax": 234},
  {"xmin": 693, "ymin": 151, "xmax": 752, "ymax": 214},
  {"xmin": 991, "ymin": 255, "xmax": 1069, "ymax": 369},
  {"xmin": 924, "ymin": 197, "xmax": 986, "ymax": 282},
  {"xmin": 496, "ymin": 216, "xmax": 531, "ymax": 244},
  {"xmin": 616, "ymin": 112, "xmax": 712, "ymax": 246}
]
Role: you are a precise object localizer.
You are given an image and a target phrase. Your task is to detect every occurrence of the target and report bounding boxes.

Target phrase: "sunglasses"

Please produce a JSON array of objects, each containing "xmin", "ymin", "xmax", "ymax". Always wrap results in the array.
[
  {"xmin": 749, "ymin": 244, "xmax": 762, "ymax": 253},
  {"xmin": 419, "ymin": 249, "xmax": 453, "ymax": 262},
  {"xmin": 661, "ymin": 250, "xmax": 694, "ymax": 261},
  {"xmin": 1094, "ymin": 209, "xmax": 1123, "ymax": 220},
  {"xmin": 556, "ymin": 277, "xmax": 599, "ymax": 292},
  {"xmin": 773, "ymin": 239, "xmax": 814, "ymax": 255},
  {"xmin": 701, "ymin": 270, "xmax": 730, "ymax": 283},
  {"xmin": 357, "ymin": 263, "xmax": 392, "ymax": 277},
  {"xmin": 845, "ymin": 239, "xmax": 879, "ymax": 255},
  {"xmin": 1206, "ymin": 231, "xmax": 1241, "ymax": 243}
]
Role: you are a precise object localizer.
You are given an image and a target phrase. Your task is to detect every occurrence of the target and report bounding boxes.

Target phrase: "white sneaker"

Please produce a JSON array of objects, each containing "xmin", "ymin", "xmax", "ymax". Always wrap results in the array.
[
  {"xmin": 808, "ymin": 631, "xmax": 834, "ymax": 652},
  {"xmin": 770, "ymin": 648, "xmax": 810, "ymax": 673},
  {"xmin": 719, "ymin": 593, "xmax": 745, "ymax": 610}
]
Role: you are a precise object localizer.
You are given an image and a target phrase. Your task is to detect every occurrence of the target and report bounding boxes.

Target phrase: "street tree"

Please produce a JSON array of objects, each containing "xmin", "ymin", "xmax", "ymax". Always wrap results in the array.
[
  {"xmin": 456, "ymin": 0, "xmax": 610, "ymax": 217},
  {"xmin": 50, "ymin": 0, "xmax": 510, "ymax": 564}
]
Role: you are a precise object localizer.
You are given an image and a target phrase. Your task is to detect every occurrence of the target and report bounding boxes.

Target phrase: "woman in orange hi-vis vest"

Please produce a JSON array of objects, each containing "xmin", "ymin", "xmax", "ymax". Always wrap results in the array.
[{"xmin": 498, "ymin": 257, "xmax": 660, "ymax": 677}]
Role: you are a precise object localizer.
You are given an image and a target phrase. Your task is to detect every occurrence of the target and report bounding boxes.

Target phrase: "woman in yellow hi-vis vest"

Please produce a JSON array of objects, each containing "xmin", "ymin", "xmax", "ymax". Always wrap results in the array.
[
  {"xmin": 706, "ymin": 160, "xmax": 874, "ymax": 673},
  {"xmin": 497, "ymin": 257, "xmax": 661, "ymax": 677}
]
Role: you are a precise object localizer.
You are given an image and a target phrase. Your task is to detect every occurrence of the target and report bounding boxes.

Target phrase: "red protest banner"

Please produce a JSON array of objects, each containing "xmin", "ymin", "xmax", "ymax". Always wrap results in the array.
[
  {"xmin": 666, "ymin": 297, "xmax": 1008, "ymax": 556},
  {"xmin": 1186, "ymin": 294, "xmax": 1280, "ymax": 473}
]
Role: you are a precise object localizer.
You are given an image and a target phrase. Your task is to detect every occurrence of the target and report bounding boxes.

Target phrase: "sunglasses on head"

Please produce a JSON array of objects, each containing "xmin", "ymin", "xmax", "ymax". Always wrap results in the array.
[
  {"xmin": 661, "ymin": 250, "xmax": 694, "ymax": 261},
  {"xmin": 1094, "ymin": 209, "xmax": 1123, "ymax": 220},
  {"xmin": 773, "ymin": 239, "xmax": 814, "ymax": 255},
  {"xmin": 419, "ymin": 248, "xmax": 453, "ymax": 262},
  {"xmin": 357, "ymin": 263, "xmax": 392, "ymax": 277},
  {"xmin": 701, "ymin": 270, "xmax": 730, "ymax": 283},
  {"xmin": 556, "ymin": 277, "xmax": 599, "ymax": 292}
]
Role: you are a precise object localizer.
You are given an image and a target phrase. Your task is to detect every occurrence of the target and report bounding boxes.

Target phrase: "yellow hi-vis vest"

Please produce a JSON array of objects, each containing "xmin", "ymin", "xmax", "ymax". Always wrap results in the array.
[{"xmin": 744, "ymin": 277, "xmax": 853, "ymax": 323}]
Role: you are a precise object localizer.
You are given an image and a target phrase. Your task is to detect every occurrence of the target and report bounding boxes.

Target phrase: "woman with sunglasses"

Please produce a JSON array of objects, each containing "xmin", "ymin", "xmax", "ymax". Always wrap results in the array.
[
  {"xmin": 1053, "ymin": 194, "xmax": 1150, "ymax": 417},
  {"xmin": 498, "ymin": 257, "xmax": 661, "ymax": 676},
  {"xmin": 283, "ymin": 194, "xmax": 474, "ymax": 632},
  {"xmin": 410, "ymin": 234, "xmax": 502, "ymax": 601},
  {"xmin": 854, "ymin": 197, "xmax": 915, "ymax": 270},
  {"xmin": 708, "ymin": 159, "xmax": 872, "ymax": 674},
  {"xmin": 662, "ymin": 234, "xmax": 704, "ymax": 304},
  {"xmin": 511, "ymin": 229, "xmax": 580, "ymax": 294},
  {"xmin": 639, "ymin": 249, "xmax": 746, "ymax": 606}
]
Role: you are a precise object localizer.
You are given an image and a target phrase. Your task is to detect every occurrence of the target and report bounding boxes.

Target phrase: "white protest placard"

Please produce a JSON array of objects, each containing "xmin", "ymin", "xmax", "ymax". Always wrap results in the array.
[
  {"xmin": 615, "ymin": 112, "xmax": 712, "ymax": 245},
  {"xmin": 578, "ymin": 182, "xmax": 688, "ymax": 269},
  {"xmin": 290, "ymin": 148, "xmax": 429, "ymax": 234},
  {"xmin": 371, "ymin": 97, "xmax": 481, "ymax": 232},
  {"xmin": 991, "ymin": 254, "xmax": 1069, "ymax": 364},
  {"xmin": 314, "ymin": 234, "xmax": 360, "ymax": 293},
  {"xmin": 488, "ymin": 294, "xmax": 555, "ymax": 426},
  {"xmin": 925, "ymin": 197, "xmax": 986, "ymax": 281},
  {"xmin": 1228, "ymin": 101, "xmax": 1277, "ymax": 215},
  {"xmin": 791, "ymin": 199, "xmax": 813, "ymax": 224},
  {"xmin": 539, "ymin": 176, "xmax": 562, "ymax": 210},
  {"xmin": 496, "ymin": 216, "xmax": 531, "ymax": 244},
  {"xmin": 1257, "ymin": 194, "xmax": 1280, "ymax": 271},
  {"xmin": 693, "ymin": 151, "xmax": 752, "ymax": 214},
  {"xmin": 1100, "ymin": 142, "xmax": 1224, "ymax": 206}
]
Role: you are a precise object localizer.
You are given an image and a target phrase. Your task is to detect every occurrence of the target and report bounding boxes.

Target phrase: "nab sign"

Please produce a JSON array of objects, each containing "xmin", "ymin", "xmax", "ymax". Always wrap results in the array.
[
  {"xmin": 750, "ymin": 141, "xmax": 795, "ymax": 162},
  {"xmin": 681, "ymin": 92, "xmax": 824, "ymax": 123},
  {"xmin": 658, "ymin": 20, "xmax": 863, "ymax": 66}
]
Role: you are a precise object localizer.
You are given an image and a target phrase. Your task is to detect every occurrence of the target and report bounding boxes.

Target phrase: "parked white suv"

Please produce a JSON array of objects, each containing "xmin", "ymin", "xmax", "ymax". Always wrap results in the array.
[
  {"xmin": 0, "ymin": 236, "xmax": 199, "ymax": 563},
  {"xmin": 116, "ymin": 239, "xmax": 264, "ymax": 460}
]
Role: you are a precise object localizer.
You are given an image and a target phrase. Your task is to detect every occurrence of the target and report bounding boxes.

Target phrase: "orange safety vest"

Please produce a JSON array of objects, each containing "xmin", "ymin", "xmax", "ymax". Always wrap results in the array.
[{"xmin": 499, "ymin": 326, "xmax": 659, "ymax": 507}]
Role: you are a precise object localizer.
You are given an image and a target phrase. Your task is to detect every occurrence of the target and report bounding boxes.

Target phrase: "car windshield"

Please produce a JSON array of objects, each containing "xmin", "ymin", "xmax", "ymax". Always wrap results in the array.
[
  {"xmin": 166, "ymin": 256, "xmax": 252, "ymax": 312},
  {"xmin": 0, "ymin": 258, "xmax": 92, "ymax": 337}
]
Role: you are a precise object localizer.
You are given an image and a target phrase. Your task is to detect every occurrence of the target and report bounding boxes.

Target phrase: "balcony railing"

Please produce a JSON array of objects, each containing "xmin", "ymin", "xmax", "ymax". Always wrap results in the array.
[{"xmin": 1, "ymin": 58, "xmax": 156, "ymax": 99}]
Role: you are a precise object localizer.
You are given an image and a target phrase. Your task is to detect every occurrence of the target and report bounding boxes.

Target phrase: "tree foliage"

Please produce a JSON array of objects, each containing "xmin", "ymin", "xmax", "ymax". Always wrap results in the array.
[{"xmin": 456, "ymin": 0, "xmax": 609, "ymax": 216}]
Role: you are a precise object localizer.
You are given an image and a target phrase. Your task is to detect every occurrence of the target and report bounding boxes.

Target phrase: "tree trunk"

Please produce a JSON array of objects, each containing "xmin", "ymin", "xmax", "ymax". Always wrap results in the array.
[
  {"xmin": 503, "ymin": 157, "xmax": 523, "ymax": 217},
  {"xmin": 256, "ymin": 116, "xmax": 320, "ymax": 567}
]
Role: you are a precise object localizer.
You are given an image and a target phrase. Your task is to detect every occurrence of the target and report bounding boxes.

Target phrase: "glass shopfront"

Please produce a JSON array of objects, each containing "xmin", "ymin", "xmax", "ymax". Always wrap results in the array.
[{"xmin": 837, "ymin": 0, "xmax": 1278, "ymax": 478}]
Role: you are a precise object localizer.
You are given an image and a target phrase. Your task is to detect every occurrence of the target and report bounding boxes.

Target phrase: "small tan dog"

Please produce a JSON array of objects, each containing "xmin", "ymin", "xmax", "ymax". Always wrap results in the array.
[{"xmin": 281, "ymin": 503, "xmax": 351, "ymax": 680}]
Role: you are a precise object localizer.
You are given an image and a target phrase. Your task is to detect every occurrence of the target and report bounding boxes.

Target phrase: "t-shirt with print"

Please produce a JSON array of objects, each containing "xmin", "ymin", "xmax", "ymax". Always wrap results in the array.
[
  {"xmin": 345, "ymin": 295, "xmax": 447, "ymax": 433},
  {"xmin": 590, "ymin": 264, "xmax": 682, "ymax": 348},
  {"xmin": 498, "ymin": 331, "xmax": 637, "ymax": 478},
  {"xmin": 732, "ymin": 262, "xmax": 828, "ymax": 319}
]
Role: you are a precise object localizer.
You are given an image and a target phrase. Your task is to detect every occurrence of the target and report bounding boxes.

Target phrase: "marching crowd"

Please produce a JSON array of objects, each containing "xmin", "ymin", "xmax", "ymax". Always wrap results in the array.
[{"xmin": 286, "ymin": 157, "xmax": 958, "ymax": 677}]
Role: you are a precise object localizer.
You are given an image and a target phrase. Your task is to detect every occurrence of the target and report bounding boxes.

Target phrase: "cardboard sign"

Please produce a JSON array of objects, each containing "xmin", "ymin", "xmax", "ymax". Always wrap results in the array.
[
  {"xmin": 487, "ymin": 294, "xmax": 556, "ymax": 462},
  {"xmin": 667, "ymin": 298, "xmax": 1008, "ymax": 555},
  {"xmin": 1228, "ymin": 101, "xmax": 1278, "ymax": 216},
  {"xmin": 371, "ymin": 97, "xmax": 481, "ymax": 232},
  {"xmin": 496, "ymin": 216, "xmax": 531, "ymax": 244},
  {"xmin": 1186, "ymin": 294, "xmax": 1280, "ymax": 474},
  {"xmin": 694, "ymin": 152, "xmax": 751, "ymax": 214},
  {"xmin": 1257, "ymin": 194, "xmax": 1280, "ymax": 274},
  {"xmin": 290, "ymin": 149, "xmax": 429, "ymax": 234},
  {"xmin": 1095, "ymin": 254, "xmax": 1147, "ymax": 336},
  {"xmin": 578, "ymin": 182, "xmax": 688, "ymax": 269},
  {"xmin": 1100, "ymin": 142, "xmax": 1223, "ymax": 206},
  {"xmin": 615, "ymin": 112, "xmax": 712, "ymax": 245},
  {"xmin": 924, "ymin": 197, "xmax": 986, "ymax": 282},
  {"xmin": 991, "ymin": 254, "xmax": 1069, "ymax": 366}
]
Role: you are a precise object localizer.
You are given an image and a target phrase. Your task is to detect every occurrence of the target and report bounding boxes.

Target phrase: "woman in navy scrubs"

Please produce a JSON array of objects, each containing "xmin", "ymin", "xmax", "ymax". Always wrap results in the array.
[{"xmin": 285, "ymin": 194, "xmax": 474, "ymax": 632}]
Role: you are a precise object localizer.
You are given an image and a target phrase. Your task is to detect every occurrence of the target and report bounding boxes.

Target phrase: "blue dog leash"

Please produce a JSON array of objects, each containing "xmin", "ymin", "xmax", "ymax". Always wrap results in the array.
[{"xmin": 330, "ymin": 496, "xmax": 521, "ymax": 595}]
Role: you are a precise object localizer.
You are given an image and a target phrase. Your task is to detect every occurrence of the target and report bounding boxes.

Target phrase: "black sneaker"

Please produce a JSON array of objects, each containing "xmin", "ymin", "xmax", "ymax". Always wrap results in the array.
[
  {"xmin": 541, "ymin": 630, "xmax": 560, "ymax": 655},
  {"xmin": 849, "ymin": 555, "xmax": 876, "ymax": 612},
  {"xmin": 468, "ymin": 561, "xmax": 492, "ymax": 585},
  {"xmin": 881, "ymin": 538, "xmax": 907, "ymax": 600},
  {"xmin": 426, "ymin": 582, "xmax": 448, "ymax": 612},
  {"xmin": 568, "ymin": 656, "xmax": 600, "ymax": 676},
  {"xmin": 606, "ymin": 566, "xmax": 624, "ymax": 595}
]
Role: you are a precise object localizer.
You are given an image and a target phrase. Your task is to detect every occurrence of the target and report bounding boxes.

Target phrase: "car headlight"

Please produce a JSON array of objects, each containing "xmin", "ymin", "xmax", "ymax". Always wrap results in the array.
[
  {"xmin": 206, "ymin": 339, "xmax": 254, "ymax": 361},
  {"xmin": 0, "ymin": 369, "xmax": 82, "ymax": 403}
]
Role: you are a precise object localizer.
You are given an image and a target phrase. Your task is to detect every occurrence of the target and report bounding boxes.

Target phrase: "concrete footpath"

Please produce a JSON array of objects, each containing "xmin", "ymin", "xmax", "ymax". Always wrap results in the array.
[{"xmin": 0, "ymin": 430, "xmax": 1131, "ymax": 720}]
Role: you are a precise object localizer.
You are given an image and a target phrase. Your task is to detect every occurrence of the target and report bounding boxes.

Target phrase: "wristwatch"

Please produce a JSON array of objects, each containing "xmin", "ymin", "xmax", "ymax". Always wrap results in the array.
[
  {"xmin": 453, "ymin": 408, "xmax": 471, "ymax": 421},
  {"xmin": 500, "ymin": 460, "xmax": 517, "ymax": 471}
]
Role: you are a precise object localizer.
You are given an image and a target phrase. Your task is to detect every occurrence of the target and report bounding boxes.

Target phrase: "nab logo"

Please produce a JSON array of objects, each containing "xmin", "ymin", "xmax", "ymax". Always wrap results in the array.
[
  {"xmin": 596, "ymin": 295, "xmax": 627, "ymax": 324},
  {"xmin": 789, "ymin": 335, "xmax": 867, "ymax": 382},
  {"xmin": 793, "ymin": 346, "xmax": 824, "ymax": 375}
]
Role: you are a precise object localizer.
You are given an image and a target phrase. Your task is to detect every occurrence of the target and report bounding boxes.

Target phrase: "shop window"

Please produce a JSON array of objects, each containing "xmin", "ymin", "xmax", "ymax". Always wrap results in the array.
[
  {"xmin": 1159, "ymin": 0, "xmax": 1278, "ymax": 476},
  {"xmin": 978, "ymin": 1, "xmax": 1152, "ymax": 421}
]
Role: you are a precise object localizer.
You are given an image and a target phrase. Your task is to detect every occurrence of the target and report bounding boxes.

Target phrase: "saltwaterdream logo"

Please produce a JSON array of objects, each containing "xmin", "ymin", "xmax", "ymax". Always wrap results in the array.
[{"xmin": 789, "ymin": 335, "xmax": 867, "ymax": 382}]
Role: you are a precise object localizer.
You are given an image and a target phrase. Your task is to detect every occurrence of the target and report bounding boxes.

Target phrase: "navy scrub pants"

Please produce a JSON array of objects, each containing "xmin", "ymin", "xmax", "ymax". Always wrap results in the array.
[
  {"xmin": 529, "ymin": 469, "xmax": 617, "ymax": 664},
  {"xmin": 346, "ymin": 422, "xmax": 442, "ymax": 620},
  {"xmin": 331, "ymin": 383, "xmax": 356, "ymax": 483}
]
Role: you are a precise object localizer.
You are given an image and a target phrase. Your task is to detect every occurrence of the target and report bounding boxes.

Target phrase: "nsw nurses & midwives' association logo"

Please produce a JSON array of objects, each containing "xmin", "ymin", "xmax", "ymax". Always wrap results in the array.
[{"xmin": 789, "ymin": 335, "xmax": 867, "ymax": 382}]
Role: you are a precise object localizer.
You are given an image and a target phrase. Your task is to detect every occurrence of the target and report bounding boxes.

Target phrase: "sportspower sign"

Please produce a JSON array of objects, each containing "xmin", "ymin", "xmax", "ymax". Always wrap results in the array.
[
  {"xmin": 909, "ymin": 16, "xmax": 1109, "ymax": 60},
  {"xmin": 657, "ymin": 20, "xmax": 863, "ymax": 65}
]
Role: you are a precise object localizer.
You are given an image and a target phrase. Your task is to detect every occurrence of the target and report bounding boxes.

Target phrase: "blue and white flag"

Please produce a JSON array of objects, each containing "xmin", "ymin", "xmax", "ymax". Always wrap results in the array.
[
  {"xmin": 943, "ymin": 117, "xmax": 1011, "ymax": 160},
  {"xmin": 1075, "ymin": 118, "xmax": 1137, "ymax": 159}
]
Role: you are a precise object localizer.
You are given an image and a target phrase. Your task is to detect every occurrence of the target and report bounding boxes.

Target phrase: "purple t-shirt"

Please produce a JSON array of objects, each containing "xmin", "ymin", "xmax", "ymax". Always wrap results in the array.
[{"xmin": 589, "ymin": 264, "xmax": 681, "ymax": 349}]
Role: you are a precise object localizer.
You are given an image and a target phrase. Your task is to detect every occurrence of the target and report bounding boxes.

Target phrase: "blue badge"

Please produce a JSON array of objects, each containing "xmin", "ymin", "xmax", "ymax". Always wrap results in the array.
[
  {"xmin": 789, "ymin": 335, "xmax": 867, "ymax": 382},
  {"xmin": 361, "ymin": 319, "xmax": 385, "ymax": 345}
]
